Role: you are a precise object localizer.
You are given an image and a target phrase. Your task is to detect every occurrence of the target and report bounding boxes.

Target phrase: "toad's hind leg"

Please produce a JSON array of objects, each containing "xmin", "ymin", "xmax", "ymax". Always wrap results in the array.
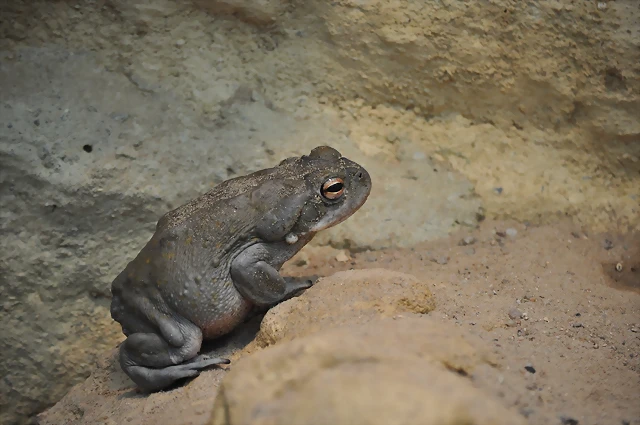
[{"xmin": 118, "ymin": 322, "xmax": 229, "ymax": 392}]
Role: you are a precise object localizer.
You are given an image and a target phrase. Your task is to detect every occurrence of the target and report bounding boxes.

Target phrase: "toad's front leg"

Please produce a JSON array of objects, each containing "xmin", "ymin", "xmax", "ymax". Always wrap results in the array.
[{"xmin": 230, "ymin": 242, "xmax": 316, "ymax": 308}]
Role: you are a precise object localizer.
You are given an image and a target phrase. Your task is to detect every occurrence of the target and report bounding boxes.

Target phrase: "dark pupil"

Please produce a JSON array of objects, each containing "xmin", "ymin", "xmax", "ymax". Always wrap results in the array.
[{"xmin": 325, "ymin": 182, "xmax": 343, "ymax": 193}]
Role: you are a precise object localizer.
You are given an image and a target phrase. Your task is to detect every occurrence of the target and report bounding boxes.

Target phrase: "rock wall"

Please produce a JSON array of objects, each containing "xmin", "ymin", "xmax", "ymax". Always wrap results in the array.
[{"xmin": 0, "ymin": 0, "xmax": 638, "ymax": 424}]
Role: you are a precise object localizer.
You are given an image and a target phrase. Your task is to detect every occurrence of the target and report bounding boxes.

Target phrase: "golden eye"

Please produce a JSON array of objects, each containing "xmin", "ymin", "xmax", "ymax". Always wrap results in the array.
[{"xmin": 321, "ymin": 178, "xmax": 345, "ymax": 200}]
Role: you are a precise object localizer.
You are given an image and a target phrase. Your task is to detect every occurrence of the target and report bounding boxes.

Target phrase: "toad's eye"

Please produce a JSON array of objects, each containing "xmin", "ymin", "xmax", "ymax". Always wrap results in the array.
[{"xmin": 321, "ymin": 178, "xmax": 345, "ymax": 200}]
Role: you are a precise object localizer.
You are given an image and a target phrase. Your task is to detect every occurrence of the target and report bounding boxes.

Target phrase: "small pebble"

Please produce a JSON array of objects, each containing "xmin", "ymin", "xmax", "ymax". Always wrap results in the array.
[
  {"xmin": 429, "ymin": 255, "xmax": 449, "ymax": 265},
  {"xmin": 506, "ymin": 228, "xmax": 518, "ymax": 237},
  {"xmin": 519, "ymin": 408, "xmax": 534, "ymax": 418},
  {"xmin": 335, "ymin": 251, "xmax": 350, "ymax": 262},
  {"xmin": 572, "ymin": 323, "xmax": 583, "ymax": 328},
  {"xmin": 524, "ymin": 365, "xmax": 536, "ymax": 374},
  {"xmin": 522, "ymin": 312, "xmax": 529, "ymax": 321},
  {"xmin": 459, "ymin": 235, "xmax": 476, "ymax": 246},
  {"xmin": 559, "ymin": 415, "xmax": 579, "ymax": 425},
  {"xmin": 412, "ymin": 151, "xmax": 426, "ymax": 160},
  {"xmin": 603, "ymin": 239, "xmax": 614, "ymax": 250},
  {"xmin": 615, "ymin": 262, "xmax": 623, "ymax": 272},
  {"xmin": 508, "ymin": 308, "xmax": 523, "ymax": 320},
  {"xmin": 110, "ymin": 113, "xmax": 130, "ymax": 122},
  {"xmin": 465, "ymin": 248, "xmax": 476, "ymax": 255},
  {"xmin": 493, "ymin": 187, "xmax": 503, "ymax": 195}
]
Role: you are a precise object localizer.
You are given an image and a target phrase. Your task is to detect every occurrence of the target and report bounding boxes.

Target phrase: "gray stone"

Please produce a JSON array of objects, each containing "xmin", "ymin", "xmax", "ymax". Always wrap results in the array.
[{"xmin": 508, "ymin": 308, "xmax": 523, "ymax": 320}]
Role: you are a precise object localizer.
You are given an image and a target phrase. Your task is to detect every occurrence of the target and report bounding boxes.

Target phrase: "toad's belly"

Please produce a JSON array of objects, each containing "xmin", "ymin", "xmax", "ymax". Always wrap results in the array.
[{"xmin": 165, "ymin": 277, "xmax": 253, "ymax": 341}]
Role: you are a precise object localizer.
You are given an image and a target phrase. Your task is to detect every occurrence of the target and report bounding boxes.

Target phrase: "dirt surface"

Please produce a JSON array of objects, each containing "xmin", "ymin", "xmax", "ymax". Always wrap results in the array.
[
  {"xmin": 296, "ymin": 220, "xmax": 640, "ymax": 425},
  {"xmin": 38, "ymin": 220, "xmax": 640, "ymax": 425}
]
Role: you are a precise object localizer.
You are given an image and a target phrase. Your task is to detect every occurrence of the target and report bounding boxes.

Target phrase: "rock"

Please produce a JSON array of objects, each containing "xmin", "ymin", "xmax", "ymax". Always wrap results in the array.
[
  {"xmin": 559, "ymin": 415, "xmax": 579, "ymax": 425},
  {"xmin": 506, "ymin": 228, "xmax": 518, "ymax": 237},
  {"xmin": 253, "ymin": 269, "xmax": 436, "ymax": 347},
  {"xmin": 211, "ymin": 316, "xmax": 526, "ymax": 425},
  {"xmin": 508, "ymin": 308, "xmax": 523, "ymax": 320},
  {"xmin": 459, "ymin": 235, "xmax": 476, "ymax": 246},
  {"xmin": 603, "ymin": 239, "xmax": 614, "ymax": 250},
  {"xmin": 426, "ymin": 253, "xmax": 450, "ymax": 265},
  {"xmin": 335, "ymin": 250, "xmax": 350, "ymax": 262}
]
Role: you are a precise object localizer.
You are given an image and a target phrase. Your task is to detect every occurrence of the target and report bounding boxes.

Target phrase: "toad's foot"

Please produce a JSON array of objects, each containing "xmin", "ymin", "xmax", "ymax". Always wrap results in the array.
[
  {"xmin": 124, "ymin": 356, "xmax": 230, "ymax": 393},
  {"xmin": 183, "ymin": 354, "xmax": 231, "ymax": 366}
]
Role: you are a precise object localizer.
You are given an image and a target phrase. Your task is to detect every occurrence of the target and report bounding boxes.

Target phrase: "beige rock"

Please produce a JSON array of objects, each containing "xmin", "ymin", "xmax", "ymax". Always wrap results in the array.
[
  {"xmin": 210, "ymin": 316, "xmax": 525, "ymax": 425},
  {"xmin": 252, "ymin": 269, "xmax": 436, "ymax": 348}
]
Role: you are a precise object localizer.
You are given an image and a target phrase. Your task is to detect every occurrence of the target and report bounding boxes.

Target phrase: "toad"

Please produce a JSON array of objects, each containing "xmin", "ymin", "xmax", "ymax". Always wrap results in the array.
[{"xmin": 110, "ymin": 146, "xmax": 372, "ymax": 391}]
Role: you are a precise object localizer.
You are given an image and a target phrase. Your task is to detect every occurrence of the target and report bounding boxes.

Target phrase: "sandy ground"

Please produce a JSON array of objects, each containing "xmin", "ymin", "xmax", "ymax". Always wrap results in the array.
[
  {"xmin": 38, "ymin": 219, "xmax": 640, "ymax": 425},
  {"xmin": 288, "ymin": 219, "xmax": 640, "ymax": 425}
]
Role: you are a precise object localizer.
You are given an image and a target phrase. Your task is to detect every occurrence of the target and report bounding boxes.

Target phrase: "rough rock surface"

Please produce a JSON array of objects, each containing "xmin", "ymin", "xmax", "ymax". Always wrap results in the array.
[
  {"xmin": 1, "ymin": 0, "xmax": 639, "ymax": 423},
  {"xmin": 212, "ymin": 316, "xmax": 525, "ymax": 425},
  {"xmin": 251, "ymin": 268, "xmax": 436, "ymax": 349}
]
